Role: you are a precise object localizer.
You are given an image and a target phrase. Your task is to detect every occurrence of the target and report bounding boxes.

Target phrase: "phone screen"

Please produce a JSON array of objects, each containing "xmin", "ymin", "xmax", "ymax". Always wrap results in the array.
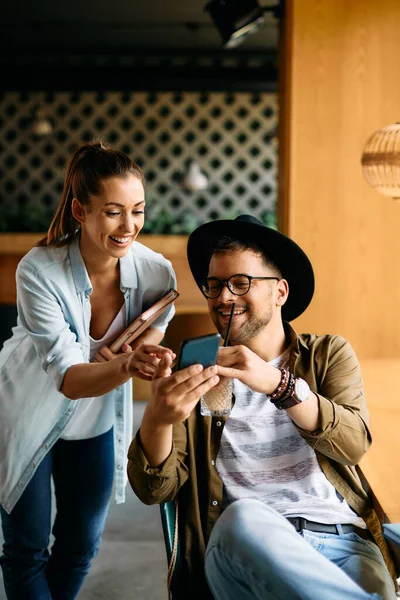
[{"xmin": 177, "ymin": 333, "xmax": 221, "ymax": 370}]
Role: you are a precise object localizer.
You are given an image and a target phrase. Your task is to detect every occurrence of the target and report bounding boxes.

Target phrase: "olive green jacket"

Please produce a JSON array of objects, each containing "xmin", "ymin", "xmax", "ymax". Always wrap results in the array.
[{"xmin": 128, "ymin": 324, "xmax": 396, "ymax": 600}]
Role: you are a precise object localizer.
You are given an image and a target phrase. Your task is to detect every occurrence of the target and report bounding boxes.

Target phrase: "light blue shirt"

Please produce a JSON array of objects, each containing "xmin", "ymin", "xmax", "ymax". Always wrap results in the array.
[{"xmin": 0, "ymin": 236, "xmax": 176, "ymax": 514}]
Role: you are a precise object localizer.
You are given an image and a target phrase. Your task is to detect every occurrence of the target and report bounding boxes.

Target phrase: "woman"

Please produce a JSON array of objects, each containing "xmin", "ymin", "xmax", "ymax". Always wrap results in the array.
[{"xmin": 0, "ymin": 141, "xmax": 177, "ymax": 599}]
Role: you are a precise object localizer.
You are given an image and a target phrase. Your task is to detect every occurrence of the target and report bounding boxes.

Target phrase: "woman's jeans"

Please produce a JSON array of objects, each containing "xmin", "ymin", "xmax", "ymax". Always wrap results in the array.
[
  {"xmin": 0, "ymin": 427, "xmax": 115, "ymax": 600},
  {"xmin": 205, "ymin": 499, "xmax": 397, "ymax": 600}
]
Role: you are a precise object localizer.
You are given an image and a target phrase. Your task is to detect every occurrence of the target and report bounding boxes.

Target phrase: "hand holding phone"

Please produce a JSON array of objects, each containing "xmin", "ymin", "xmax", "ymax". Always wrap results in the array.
[
  {"xmin": 147, "ymin": 333, "xmax": 221, "ymax": 425},
  {"xmin": 140, "ymin": 336, "xmax": 221, "ymax": 463},
  {"xmin": 177, "ymin": 333, "xmax": 221, "ymax": 371}
]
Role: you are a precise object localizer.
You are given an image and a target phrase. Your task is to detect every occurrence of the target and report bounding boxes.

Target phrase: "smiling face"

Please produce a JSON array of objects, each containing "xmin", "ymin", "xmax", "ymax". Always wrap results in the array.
[
  {"xmin": 207, "ymin": 249, "xmax": 288, "ymax": 345},
  {"xmin": 72, "ymin": 174, "xmax": 145, "ymax": 264}
]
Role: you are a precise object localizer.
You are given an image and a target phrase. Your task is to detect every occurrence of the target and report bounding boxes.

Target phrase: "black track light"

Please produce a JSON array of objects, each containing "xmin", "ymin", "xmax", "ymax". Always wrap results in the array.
[{"xmin": 204, "ymin": 0, "xmax": 280, "ymax": 49}]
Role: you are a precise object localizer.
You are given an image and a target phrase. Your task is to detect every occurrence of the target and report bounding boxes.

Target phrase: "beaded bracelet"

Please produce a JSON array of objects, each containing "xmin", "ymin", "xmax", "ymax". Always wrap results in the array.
[
  {"xmin": 273, "ymin": 372, "xmax": 295, "ymax": 406},
  {"xmin": 270, "ymin": 368, "xmax": 290, "ymax": 401}
]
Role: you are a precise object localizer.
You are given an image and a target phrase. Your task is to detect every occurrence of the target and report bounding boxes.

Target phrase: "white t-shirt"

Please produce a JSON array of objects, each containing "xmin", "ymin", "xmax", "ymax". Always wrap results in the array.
[
  {"xmin": 216, "ymin": 348, "xmax": 366, "ymax": 528},
  {"xmin": 61, "ymin": 304, "xmax": 126, "ymax": 440}
]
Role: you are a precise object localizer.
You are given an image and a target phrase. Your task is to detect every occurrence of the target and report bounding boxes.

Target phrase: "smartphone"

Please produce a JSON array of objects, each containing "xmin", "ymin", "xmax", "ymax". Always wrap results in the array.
[{"xmin": 177, "ymin": 333, "xmax": 221, "ymax": 370}]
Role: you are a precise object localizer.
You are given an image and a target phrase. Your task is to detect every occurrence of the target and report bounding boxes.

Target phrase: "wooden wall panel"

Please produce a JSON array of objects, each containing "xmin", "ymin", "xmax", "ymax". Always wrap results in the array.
[
  {"xmin": 0, "ymin": 233, "xmax": 208, "ymax": 314},
  {"xmin": 281, "ymin": 0, "xmax": 400, "ymax": 358}
]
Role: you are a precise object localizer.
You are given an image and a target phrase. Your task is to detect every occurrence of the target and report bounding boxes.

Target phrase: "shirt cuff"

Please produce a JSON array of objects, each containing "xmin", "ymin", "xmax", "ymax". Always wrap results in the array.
[
  {"xmin": 128, "ymin": 430, "xmax": 178, "ymax": 478},
  {"xmin": 46, "ymin": 346, "xmax": 86, "ymax": 391},
  {"xmin": 295, "ymin": 393, "xmax": 336, "ymax": 440}
]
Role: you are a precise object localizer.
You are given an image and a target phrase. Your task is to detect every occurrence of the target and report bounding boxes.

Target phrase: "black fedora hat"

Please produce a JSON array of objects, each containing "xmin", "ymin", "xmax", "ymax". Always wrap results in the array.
[{"xmin": 187, "ymin": 214, "xmax": 315, "ymax": 322}]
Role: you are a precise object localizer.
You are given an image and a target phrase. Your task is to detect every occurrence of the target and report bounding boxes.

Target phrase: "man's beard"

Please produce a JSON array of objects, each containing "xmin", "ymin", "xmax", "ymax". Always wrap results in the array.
[{"xmin": 211, "ymin": 306, "xmax": 273, "ymax": 345}]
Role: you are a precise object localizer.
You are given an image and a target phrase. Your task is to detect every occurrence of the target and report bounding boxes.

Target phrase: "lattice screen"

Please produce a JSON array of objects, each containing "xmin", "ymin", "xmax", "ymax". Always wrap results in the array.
[{"xmin": 0, "ymin": 90, "xmax": 278, "ymax": 233}]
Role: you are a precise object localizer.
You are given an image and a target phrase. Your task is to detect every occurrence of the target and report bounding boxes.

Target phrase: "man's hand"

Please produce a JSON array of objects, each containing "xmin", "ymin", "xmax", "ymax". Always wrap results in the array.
[
  {"xmin": 146, "ymin": 353, "xmax": 220, "ymax": 426},
  {"xmin": 216, "ymin": 345, "xmax": 281, "ymax": 395},
  {"xmin": 139, "ymin": 354, "xmax": 219, "ymax": 467}
]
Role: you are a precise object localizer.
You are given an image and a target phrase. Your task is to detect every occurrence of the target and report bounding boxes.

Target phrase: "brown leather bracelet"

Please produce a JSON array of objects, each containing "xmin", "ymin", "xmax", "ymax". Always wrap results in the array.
[
  {"xmin": 271, "ymin": 372, "xmax": 295, "ymax": 406},
  {"xmin": 270, "ymin": 368, "xmax": 289, "ymax": 401}
]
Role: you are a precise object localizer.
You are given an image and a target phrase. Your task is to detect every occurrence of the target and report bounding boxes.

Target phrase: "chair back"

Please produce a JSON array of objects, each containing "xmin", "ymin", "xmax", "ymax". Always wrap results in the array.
[
  {"xmin": 382, "ymin": 524, "xmax": 400, "ymax": 577},
  {"xmin": 160, "ymin": 500, "xmax": 182, "ymax": 599}
]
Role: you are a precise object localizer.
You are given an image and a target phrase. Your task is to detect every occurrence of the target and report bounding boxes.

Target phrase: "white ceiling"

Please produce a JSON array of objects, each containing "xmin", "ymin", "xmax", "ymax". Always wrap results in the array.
[{"xmin": 1, "ymin": 0, "xmax": 280, "ymax": 53}]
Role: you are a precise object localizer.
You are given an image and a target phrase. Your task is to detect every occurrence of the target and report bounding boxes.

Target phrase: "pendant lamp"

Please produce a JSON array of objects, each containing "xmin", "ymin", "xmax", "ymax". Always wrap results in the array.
[{"xmin": 361, "ymin": 123, "xmax": 400, "ymax": 200}]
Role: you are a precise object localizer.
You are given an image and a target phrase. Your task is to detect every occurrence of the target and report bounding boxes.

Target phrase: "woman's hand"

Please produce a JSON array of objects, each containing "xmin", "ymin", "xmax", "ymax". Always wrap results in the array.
[
  {"xmin": 95, "ymin": 343, "xmax": 176, "ymax": 381},
  {"xmin": 125, "ymin": 344, "xmax": 176, "ymax": 381},
  {"xmin": 94, "ymin": 342, "xmax": 133, "ymax": 363}
]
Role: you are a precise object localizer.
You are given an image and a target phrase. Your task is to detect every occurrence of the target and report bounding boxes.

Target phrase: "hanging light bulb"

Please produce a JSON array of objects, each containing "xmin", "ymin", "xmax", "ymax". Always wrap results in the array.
[
  {"xmin": 181, "ymin": 160, "xmax": 209, "ymax": 192},
  {"xmin": 31, "ymin": 105, "xmax": 53, "ymax": 137}
]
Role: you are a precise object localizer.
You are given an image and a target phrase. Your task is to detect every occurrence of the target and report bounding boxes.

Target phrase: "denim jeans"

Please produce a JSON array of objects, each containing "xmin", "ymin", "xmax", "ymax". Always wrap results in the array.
[
  {"xmin": 205, "ymin": 498, "xmax": 397, "ymax": 600},
  {"xmin": 0, "ymin": 427, "xmax": 114, "ymax": 600}
]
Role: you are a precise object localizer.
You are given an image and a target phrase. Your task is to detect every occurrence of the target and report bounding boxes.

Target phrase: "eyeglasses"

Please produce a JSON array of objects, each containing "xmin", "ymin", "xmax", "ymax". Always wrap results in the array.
[{"xmin": 201, "ymin": 273, "xmax": 279, "ymax": 299}]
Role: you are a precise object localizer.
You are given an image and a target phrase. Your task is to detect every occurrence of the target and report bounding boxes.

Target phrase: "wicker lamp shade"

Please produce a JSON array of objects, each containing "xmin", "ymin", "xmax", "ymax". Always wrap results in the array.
[{"xmin": 361, "ymin": 123, "xmax": 400, "ymax": 199}]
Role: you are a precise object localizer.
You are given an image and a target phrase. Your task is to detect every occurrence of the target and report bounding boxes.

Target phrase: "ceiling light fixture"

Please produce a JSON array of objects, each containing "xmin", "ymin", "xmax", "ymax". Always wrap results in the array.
[
  {"xmin": 361, "ymin": 123, "xmax": 400, "ymax": 200},
  {"xmin": 31, "ymin": 105, "xmax": 53, "ymax": 138},
  {"xmin": 181, "ymin": 160, "xmax": 209, "ymax": 192},
  {"xmin": 204, "ymin": 0, "xmax": 281, "ymax": 49}
]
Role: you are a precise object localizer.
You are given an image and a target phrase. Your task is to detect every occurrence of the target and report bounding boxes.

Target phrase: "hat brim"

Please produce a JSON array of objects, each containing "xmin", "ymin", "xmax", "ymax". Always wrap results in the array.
[{"xmin": 187, "ymin": 219, "xmax": 314, "ymax": 322}]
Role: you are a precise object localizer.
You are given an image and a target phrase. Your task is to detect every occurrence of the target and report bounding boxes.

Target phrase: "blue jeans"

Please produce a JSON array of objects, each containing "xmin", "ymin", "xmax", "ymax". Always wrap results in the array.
[
  {"xmin": 0, "ymin": 427, "xmax": 114, "ymax": 600},
  {"xmin": 205, "ymin": 499, "xmax": 396, "ymax": 600}
]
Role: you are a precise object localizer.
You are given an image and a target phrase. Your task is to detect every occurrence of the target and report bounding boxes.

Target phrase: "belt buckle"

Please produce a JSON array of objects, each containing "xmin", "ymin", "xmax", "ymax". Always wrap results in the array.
[
  {"xmin": 290, "ymin": 517, "xmax": 307, "ymax": 532},
  {"xmin": 298, "ymin": 517, "xmax": 307, "ymax": 531}
]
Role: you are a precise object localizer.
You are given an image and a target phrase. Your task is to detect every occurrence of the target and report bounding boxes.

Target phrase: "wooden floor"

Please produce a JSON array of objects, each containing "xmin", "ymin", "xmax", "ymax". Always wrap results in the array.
[{"xmin": 359, "ymin": 359, "xmax": 400, "ymax": 523}]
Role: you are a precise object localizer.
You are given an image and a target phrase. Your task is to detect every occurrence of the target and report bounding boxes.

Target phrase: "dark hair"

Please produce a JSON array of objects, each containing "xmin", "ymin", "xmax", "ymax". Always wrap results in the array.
[
  {"xmin": 37, "ymin": 141, "xmax": 145, "ymax": 247},
  {"xmin": 211, "ymin": 235, "xmax": 282, "ymax": 278}
]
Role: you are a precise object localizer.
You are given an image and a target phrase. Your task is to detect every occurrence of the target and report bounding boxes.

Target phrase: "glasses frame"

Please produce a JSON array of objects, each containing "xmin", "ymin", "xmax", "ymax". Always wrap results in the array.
[{"xmin": 201, "ymin": 273, "xmax": 280, "ymax": 299}]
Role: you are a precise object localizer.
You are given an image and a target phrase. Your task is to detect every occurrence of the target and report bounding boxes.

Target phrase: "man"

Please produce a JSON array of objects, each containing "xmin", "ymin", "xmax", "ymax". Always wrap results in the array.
[{"xmin": 127, "ymin": 215, "xmax": 397, "ymax": 600}]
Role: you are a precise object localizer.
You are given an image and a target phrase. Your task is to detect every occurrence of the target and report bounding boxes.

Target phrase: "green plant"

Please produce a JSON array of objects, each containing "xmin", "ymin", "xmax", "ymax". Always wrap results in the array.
[
  {"xmin": 0, "ymin": 197, "xmax": 277, "ymax": 235},
  {"xmin": 0, "ymin": 202, "xmax": 54, "ymax": 233}
]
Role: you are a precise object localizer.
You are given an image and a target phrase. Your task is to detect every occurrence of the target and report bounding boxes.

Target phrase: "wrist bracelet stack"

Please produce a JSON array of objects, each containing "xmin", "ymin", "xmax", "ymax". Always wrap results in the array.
[
  {"xmin": 270, "ymin": 368, "xmax": 289, "ymax": 401},
  {"xmin": 269, "ymin": 368, "xmax": 311, "ymax": 411},
  {"xmin": 270, "ymin": 368, "xmax": 295, "ymax": 409}
]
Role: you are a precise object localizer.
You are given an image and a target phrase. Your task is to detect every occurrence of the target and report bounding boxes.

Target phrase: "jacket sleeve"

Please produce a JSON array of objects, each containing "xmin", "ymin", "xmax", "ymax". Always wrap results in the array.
[
  {"xmin": 295, "ymin": 336, "xmax": 372, "ymax": 466},
  {"xmin": 16, "ymin": 259, "xmax": 86, "ymax": 391},
  {"xmin": 127, "ymin": 421, "xmax": 189, "ymax": 505}
]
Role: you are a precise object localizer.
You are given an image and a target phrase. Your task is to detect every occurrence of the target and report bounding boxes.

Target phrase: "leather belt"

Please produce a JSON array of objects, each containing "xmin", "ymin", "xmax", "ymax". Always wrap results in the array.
[{"xmin": 286, "ymin": 517, "xmax": 372, "ymax": 541}]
